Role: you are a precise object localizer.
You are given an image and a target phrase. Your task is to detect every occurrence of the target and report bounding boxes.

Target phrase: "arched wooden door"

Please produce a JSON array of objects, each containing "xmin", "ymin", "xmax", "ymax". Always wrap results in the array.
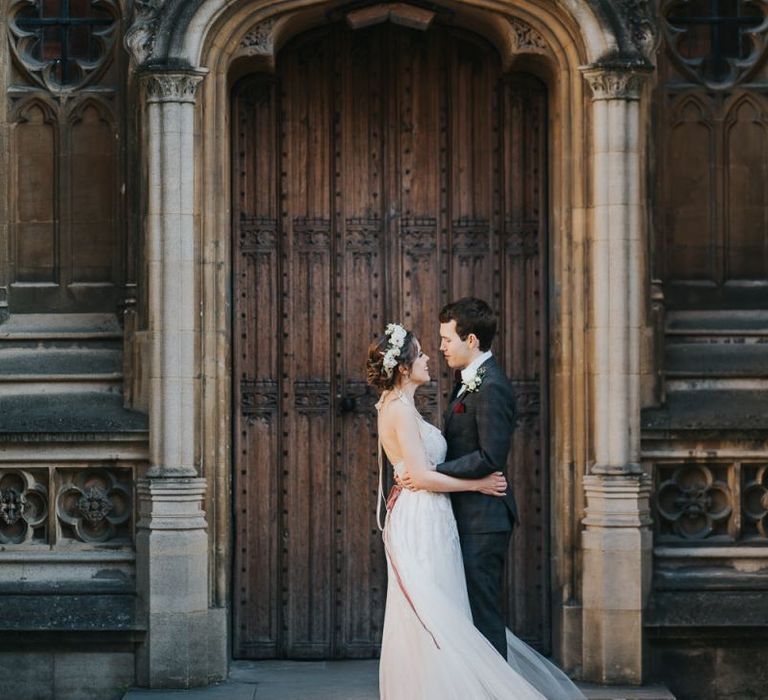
[{"xmin": 232, "ymin": 22, "xmax": 549, "ymax": 659}]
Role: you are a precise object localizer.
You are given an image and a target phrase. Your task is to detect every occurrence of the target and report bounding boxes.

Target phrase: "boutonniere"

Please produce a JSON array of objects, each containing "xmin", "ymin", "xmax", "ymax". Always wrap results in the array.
[{"xmin": 461, "ymin": 367, "xmax": 486, "ymax": 394}]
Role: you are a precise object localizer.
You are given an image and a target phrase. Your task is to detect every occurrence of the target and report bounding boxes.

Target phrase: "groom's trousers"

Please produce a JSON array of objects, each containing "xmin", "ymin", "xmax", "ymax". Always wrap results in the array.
[{"xmin": 459, "ymin": 530, "xmax": 512, "ymax": 659}]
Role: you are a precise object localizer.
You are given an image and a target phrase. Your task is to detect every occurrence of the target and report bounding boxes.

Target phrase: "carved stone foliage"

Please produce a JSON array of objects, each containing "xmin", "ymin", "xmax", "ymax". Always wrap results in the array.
[
  {"xmin": 582, "ymin": 66, "xmax": 650, "ymax": 101},
  {"xmin": 743, "ymin": 464, "xmax": 768, "ymax": 539},
  {"xmin": 656, "ymin": 463, "xmax": 733, "ymax": 541},
  {"xmin": 507, "ymin": 18, "xmax": 548, "ymax": 55},
  {"xmin": 57, "ymin": 468, "xmax": 132, "ymax": 543},
  {"xmin": 124, "ymin": 0, "xmax": 164, "ymax": 66},
  {"xmin": 239, "ymin": 17, "xmax": 278, "ymax": 56},
  {"xmin": 141, "ymin": 72, "xmax": 205, "ymax": 103},
  {"xmin": 0, "ymin": 470, "xmax": 48, "ymax": 545},
  {"xmin": 8, "ymin": 0, "xmax": 120, "ymax": 92},
  {"xmin": 662, "ymin": 0, "xmax": 768, "ymax": 88},
  {"xmin": 617, "ymin": 0, "xmax": 659, "ymax": 58}
]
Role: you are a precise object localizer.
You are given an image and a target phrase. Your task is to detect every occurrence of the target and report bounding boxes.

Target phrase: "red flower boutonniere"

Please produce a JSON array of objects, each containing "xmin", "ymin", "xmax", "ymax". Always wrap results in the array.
[{"xmin": 453, "ymin": 402, "xmax": 466, "ymax": 414}]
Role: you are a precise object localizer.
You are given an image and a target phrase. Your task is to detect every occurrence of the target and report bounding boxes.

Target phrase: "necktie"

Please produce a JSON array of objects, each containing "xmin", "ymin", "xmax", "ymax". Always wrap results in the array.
[{"xmin": 450, "ymin": 369, "xmax": 463, "ymax": 401}]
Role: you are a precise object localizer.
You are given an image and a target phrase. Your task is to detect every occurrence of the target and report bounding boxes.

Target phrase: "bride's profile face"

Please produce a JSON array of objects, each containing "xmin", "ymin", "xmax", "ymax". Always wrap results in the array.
[{"xmin": 406, "ymin": 339, "xmax": 431, "ymax": 386}]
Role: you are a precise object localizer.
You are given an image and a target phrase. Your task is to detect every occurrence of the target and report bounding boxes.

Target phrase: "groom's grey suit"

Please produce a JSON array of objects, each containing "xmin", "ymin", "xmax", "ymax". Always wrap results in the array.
[{"xmin": 437, "ymin": 355, "xmax": 517, "ymax": 658}]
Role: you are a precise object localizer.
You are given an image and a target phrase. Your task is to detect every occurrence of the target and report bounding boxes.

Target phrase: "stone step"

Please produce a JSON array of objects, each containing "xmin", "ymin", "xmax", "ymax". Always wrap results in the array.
[
  {"xmin": 642, "ymin": 389, "xmax": 768, "ymax": 433},
  {"xmin": 664, "ymin": 342, "xmax": 768, "ymax": 381},
  {"xmin": 579, "ymin": 684, "xmax": 676, "ymax": 700},
  {"xmin": 0, "ymin": 348, "xmax": 123, "ymax": 395},
  {"xmin": 666, "ymin": 310, "xmax": 768, "ymax": 339},
  {"xmin": 0, "ymin": 314, "xmax": 124, "ymax": 396},
  {"xmin": 121, "ymin": 659, "xmax": 676, "ymax": 700},
  {"xmin": 0, "ymin": 313, "xmax": 122, "ymax": 340}
]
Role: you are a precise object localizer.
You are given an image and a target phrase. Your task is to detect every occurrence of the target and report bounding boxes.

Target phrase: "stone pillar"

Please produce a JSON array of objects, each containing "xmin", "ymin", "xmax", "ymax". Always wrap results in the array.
[
  {"xmin": 136, "ymin": 478, "xmax": 209, "ymax": 687},
  {"xmin": 580, "ymin": 65, "xmax": 653, "ymax": 684},
  {"xmin": 135, "ymin": 69, "xmax": 213, "ymax": 688},
  {"xmin": 141, "ymin": 69, "xmax": 205, "ymax": 481},
  {"xmin": 0, "ymin": 9, "xmax": 10, "ymax": 324}
]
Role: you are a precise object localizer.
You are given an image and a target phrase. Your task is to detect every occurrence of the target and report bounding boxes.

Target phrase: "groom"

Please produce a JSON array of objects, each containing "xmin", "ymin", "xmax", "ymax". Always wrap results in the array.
[{"xmin": 403, "ymin": 297, "xmax": 517, "ymax": 658}]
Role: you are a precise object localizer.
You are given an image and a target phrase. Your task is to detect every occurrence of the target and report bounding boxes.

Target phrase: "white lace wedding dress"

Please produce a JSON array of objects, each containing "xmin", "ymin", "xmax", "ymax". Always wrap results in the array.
[{"xmin": 377, "ymin": 398, "xmax": 585, "ymax": 700}]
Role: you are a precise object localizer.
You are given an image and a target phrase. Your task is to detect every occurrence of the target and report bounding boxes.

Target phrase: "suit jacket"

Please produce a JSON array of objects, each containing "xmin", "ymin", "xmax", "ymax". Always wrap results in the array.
[{"xmin": 436, "ymin": 356, "xmax": 518, "ymax": 533}]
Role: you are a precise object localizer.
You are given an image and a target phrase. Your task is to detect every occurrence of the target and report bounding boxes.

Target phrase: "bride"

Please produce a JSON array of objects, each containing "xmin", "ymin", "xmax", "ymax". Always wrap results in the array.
[{"xmin": 367, "ymin": 323, "xmax": 585, "ymax": 700}]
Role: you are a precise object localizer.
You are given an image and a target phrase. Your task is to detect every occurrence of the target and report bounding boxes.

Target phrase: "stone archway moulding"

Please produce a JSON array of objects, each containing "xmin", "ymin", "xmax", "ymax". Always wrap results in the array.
[
  {"xmin": 125, "ymin": 0, "xmax": 659, "ymax": 690},
  {"xmin": 125, "ymin": 0, "xmax": 657, "ymax": 69}
]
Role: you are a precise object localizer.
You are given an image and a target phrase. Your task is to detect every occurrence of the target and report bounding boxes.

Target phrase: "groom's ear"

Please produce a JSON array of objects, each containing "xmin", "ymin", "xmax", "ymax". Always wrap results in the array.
[{"xmin": 466, "ymin": 333, "xmax": 479, "ymax": 349}]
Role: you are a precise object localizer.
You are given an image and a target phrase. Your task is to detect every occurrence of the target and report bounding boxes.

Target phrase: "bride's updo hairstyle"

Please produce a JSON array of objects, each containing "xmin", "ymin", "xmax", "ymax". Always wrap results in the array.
[{"xmin": 366, "ymin": 325, "xmax": 419, "ymax": 392}]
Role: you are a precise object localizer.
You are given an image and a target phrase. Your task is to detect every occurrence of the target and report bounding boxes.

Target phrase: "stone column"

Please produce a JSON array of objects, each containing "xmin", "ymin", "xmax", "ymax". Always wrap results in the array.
[
  {"xmin": 135, "ymin": 69, "xmax": 213, "ymax": 688},
  {"xmin": 580, "ymin": 65, "xmax": 653, "ymax": 684}
]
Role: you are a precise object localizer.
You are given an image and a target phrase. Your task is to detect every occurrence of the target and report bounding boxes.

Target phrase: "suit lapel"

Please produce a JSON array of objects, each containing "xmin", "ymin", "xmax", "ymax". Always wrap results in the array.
[
  {"xmin": 443, "ymin": 392, "xmax": 467, "ymax": 432},
  {"xmin": 443, "ymin": 356, "xmax": 497, "ymax": 433}
]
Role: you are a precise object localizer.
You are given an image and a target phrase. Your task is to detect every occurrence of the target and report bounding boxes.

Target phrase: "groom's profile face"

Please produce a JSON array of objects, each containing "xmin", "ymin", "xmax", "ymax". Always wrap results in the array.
[{"xmin": 439, "ymin": 321, "xmax": 475, "ymax": 370}]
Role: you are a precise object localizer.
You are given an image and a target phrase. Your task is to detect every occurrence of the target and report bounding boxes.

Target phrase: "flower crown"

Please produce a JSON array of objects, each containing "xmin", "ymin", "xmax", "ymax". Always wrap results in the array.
[{"xmin": 381, "ymin": 323, "xmax": 408, "ymax": 378}]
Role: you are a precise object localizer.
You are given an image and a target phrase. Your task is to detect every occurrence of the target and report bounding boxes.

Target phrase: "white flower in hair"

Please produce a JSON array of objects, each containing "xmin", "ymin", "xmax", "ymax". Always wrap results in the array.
[{"xmin": 382, "ymin": 323, "xmax": 407, "ymax": 377}]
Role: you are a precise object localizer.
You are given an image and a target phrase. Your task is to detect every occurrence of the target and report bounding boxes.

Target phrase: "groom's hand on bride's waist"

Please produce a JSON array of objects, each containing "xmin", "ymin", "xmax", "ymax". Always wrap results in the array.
[{"xmin": 398, "ymin": 471, "xmax": 419, "ymax": 491}]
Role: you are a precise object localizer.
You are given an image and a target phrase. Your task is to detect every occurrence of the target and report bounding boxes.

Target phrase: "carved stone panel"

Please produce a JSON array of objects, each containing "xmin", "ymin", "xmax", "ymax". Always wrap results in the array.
[
  {"xmin": 742, "ymin": 464, "xmax": 768, "ymax": 540},
  {"xmin": 655, "ymin": 463, "xmax": 734, "ymax": 542},
  {"xmin": 0, "ymin": 470, "xmax": 48, "ymax": 545},
  {"xmin": 56, "ymin": 468, "xmax": 132, "ymax": 544}
]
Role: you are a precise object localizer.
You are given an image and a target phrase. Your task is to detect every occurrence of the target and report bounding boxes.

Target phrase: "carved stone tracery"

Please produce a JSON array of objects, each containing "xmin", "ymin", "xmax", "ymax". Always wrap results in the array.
[
  {"xmin": 0, "ymin": 470, "xmax": 48, "ymax": 545},
  {"xmin": 57, "ymin": 469, "xmax": 131, "ymax": 543},
  {"xmin": 8, "ymin": 0, "xmax": 120, "ymax": 92},
  {"xmin": 743, "ymin": 464, "xmax": 768, "ymax": 539},
  {"xmin": 662, "ymin": 0, "xmax": 768, "ymax": 88},
  {"xmin": 656, "ymin": 464, "xmax": 733, "ymax": 540}
]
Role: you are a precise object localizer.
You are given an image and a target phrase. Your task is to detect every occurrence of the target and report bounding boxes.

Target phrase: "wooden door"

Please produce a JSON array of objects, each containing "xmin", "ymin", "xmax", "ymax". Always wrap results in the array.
[{"xmin": 232, "ymin": 22, "xmax": 549, "ymax": 659}]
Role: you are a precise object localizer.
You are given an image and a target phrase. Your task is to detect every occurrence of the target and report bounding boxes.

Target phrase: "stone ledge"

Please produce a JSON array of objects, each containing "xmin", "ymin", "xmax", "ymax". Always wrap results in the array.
[
  {"xmin": 579, "ymin": 685, "xmax": 676, "ymax": 700},
  {"xmin": 641, "ymin": 390, "xmax": 768, "ymax": 434},
  {"xmin": 647, "ymin": 589, "xmax": 768, "ymax": 630},
  {"xmin": 0, "ymin": 591, "xmax": 143, "ymax": 633},
  {"xmin": 0, "ymin": 392, "xmax": 148, "ymax": 435}
]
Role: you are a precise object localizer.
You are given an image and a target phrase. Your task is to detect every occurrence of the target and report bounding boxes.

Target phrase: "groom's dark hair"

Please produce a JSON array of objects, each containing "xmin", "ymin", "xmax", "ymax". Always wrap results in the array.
[{"xmin": 439, "ymin": 297, "xmax": 497, "ymax": 351}]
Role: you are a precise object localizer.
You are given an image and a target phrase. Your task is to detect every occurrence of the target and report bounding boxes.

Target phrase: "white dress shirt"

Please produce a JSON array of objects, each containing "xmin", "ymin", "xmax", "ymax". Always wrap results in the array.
[{"xmin": 457, "ymin": 350, "xmax": 493, "ymax": 397}]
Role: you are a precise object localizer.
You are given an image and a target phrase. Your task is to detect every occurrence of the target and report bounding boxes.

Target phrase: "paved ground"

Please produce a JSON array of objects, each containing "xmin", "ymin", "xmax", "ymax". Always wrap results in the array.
[{"xmin": 122, "ymin": 660, "xmax": 676, "ymax": 700}]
